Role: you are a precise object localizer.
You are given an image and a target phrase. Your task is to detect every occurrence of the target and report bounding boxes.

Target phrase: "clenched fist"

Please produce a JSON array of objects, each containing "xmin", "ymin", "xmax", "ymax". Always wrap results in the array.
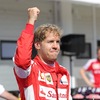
[{"xmin": 27, "ymin": 7, "xmax": 40, "ymax": 25}]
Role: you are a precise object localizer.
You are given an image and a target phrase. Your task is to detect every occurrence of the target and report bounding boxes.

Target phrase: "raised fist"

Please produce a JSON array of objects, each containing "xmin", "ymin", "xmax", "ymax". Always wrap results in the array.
[{"xmin": 27, "ymin": 7, "xmax": 40, "ymax": 24}]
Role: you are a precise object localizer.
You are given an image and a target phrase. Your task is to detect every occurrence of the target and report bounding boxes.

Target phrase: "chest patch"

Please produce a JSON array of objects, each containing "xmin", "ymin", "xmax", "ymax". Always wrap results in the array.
[
  {"xmin": 60, "ymin": 75, "xmax": 68, "ymax": 85},
  {"xmin": 38, "ymin": 71, "xmax": 53, "ymax": 84}
]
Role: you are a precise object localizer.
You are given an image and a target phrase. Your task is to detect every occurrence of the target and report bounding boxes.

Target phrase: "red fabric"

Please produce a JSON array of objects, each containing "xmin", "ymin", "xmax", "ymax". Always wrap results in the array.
[{"xmin": 15, "ymin": 24, "xmax": 34, "ymax": 69}]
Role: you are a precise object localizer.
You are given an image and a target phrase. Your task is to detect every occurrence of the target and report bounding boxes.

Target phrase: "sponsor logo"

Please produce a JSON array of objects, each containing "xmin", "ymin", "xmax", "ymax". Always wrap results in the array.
[
  {"xmin": 93, "ymin": 64, "xmax": 100, "ymax": 69},
  {"xmin": 40, "ymin": 89, "xmax": 46, "ymax": 95},
  {"xmin": 40, "ymin": 72, "xmax": 45, "ymax": 80},
  {"xmin": 60, "ymin": 75, "xmax": 68, "ymax": 85},
  {"xmin": 38, "ymin": 71, "xmax": 53, "ymax": 84},
  {"xmin": 58, "ymin": 93, "xmax": 67, "ymax": 98},
  {"xmin": 39, "ymin": 85, "xmax": 56, "ymax": 100},
  {"xmin": 92, "ymin": 64, "xmax": 100, "ymax": 74},
  {"xmin": 47, "ymin": 91, "xmax": 57, "ymax": 98},
  {"xmin": 39, "ymin": 85, "xmax": 67, "ymax": 100},
  {"xmin": 58, "ymin": 88, "xmax": 67, "ymax": 100},
  {"xmin": 45, "ymin": 73, "xmax": 53, "ymax": 84},
  {"xmin": 46, "ymin": 75, "xmax": 51, "ymax": 82},
  {"xmin": 38, "ymin": 71, "xmax": 45, "ymax": 82},
  {"xmin": 94, "ymin": 70, "xmax": 100, "ymax": 74}
]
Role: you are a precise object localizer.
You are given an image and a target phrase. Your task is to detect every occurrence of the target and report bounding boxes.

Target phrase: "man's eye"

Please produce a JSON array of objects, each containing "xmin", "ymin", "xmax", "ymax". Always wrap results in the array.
[
  {"xmin": 48, "ymin": 41, "xmax": 53, "ymax": 43},
  {"xmin": 57, "ymin": 41, "xmax": 60, "ymax": 43}
]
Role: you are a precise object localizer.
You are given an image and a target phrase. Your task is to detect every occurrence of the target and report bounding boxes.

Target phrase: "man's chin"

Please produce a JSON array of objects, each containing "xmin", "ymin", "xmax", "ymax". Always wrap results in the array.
[{"xmin": 51, "ymin": 58, "xmax": 57, "ymax": 62}]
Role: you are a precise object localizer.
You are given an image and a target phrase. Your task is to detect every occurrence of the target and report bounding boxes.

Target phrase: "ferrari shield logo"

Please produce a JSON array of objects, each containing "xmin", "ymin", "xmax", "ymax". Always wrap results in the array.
[{"xmin": 45, "ymin": 73, "xmax": 53, "ymax": 84}]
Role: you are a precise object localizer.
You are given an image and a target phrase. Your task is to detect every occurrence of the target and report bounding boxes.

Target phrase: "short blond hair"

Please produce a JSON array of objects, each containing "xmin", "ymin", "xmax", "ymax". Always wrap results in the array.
[{"xmin": 34, "ymin": 24, "xmax": 62, "ymax": 42}]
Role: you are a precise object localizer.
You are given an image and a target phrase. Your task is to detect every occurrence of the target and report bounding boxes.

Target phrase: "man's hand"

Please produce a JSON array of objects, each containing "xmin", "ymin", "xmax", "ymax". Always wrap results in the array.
[{"xmin": 27, "ymin": 7, "xmax": 40, "ymax": 25}]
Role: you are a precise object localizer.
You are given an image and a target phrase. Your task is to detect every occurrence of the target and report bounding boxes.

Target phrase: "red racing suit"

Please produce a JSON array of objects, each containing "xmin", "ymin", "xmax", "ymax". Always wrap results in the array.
[
  {"xmin": 13, "ymin": 24, "xmax": 72, "ymax": 100},
  {"xmin": 83, "ymin": 58, "xmax": 100, "ymax": 87}
]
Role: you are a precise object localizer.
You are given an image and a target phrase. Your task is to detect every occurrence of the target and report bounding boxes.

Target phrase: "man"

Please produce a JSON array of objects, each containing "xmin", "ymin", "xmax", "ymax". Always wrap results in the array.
[
  {"xmin": 13, "ymin": 7, "xmax": 72, "ymax": 100},
  {"xmin": 80, "ymin": 47, "xmax": 100, "ymax": 88},
  {"xmin": 0, "ymin": 84, "xmax": 18, "ymax": 100}
]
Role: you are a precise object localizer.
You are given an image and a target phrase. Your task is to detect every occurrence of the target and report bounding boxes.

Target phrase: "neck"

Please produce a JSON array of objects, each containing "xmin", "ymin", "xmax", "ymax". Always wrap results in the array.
[{"xmin": 43, "ymin": 60, "xmax": 55, "ymax": 67}]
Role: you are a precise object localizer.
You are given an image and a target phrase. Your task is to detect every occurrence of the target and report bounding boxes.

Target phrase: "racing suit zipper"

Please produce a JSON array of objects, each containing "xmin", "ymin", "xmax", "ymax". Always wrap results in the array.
[
  {"xmin": 56, "ymin": 80, "xmax": 58, "ymax": 100},
  {"xmin": 55, "ymin": 73, "xmax": 58, "ymax": 100}
]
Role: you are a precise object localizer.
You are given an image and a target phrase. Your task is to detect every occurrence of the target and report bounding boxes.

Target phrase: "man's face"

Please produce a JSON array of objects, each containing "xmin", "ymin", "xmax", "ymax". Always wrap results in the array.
[
  {"xmin": 97, "ymin": 49, "xmax": 100, "ymax": 60},
  {"xmin": 36, "ymin": 32, "xmax": 60, "ymax": 64}
]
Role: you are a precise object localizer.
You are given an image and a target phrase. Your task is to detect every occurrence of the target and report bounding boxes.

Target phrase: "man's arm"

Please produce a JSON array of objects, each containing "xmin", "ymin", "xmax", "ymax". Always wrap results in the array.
[
  {"xmin": 0, "ymin": 84, "xmax": 18, "ymax": 100},
  {"xmin": 14, "ymin": 7, "xmax": 40, "ymax": 69},
  {"xmin": 80, "ymin": 68, "xmax": 95, "ymax": 87},
  {"xmin": 0, "ymin": 90, "xmax": 18, "ymax": 100}
]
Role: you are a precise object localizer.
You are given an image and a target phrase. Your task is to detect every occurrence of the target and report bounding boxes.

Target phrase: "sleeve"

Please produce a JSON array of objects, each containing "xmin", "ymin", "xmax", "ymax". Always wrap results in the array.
[
  {"xmin": 14, "ymin": 24, "xmax": 34, "ymax": 70},
  {"xmin": 83, "ymin": 59, "xmax": 93, "ymax": 71},
  {"xmin": 0, "ymin": 84, "xmax": 5, "ymax": 95}
]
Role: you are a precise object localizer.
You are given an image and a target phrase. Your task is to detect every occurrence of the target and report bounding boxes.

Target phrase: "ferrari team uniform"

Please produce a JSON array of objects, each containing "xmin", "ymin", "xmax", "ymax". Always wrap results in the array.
[
  {"xmin": 83, "ymin": 58, "xmax": 100, "ymax": 87},
  {"xmin": 13, "ymin": 24, "xmax": 72, "ymax": 100}
]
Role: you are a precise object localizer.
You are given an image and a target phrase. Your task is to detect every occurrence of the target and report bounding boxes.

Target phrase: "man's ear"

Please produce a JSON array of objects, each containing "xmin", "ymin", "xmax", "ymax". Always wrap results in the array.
[{"xmin": 34, "ymin": 42, "xmax": 40, "ymax": 50}]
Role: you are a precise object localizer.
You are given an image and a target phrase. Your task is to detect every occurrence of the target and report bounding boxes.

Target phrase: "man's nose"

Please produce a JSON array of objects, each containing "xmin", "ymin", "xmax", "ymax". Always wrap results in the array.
[{"xmin": 52, "ymin": 42, "xmax": 59, "ymax": 48}]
